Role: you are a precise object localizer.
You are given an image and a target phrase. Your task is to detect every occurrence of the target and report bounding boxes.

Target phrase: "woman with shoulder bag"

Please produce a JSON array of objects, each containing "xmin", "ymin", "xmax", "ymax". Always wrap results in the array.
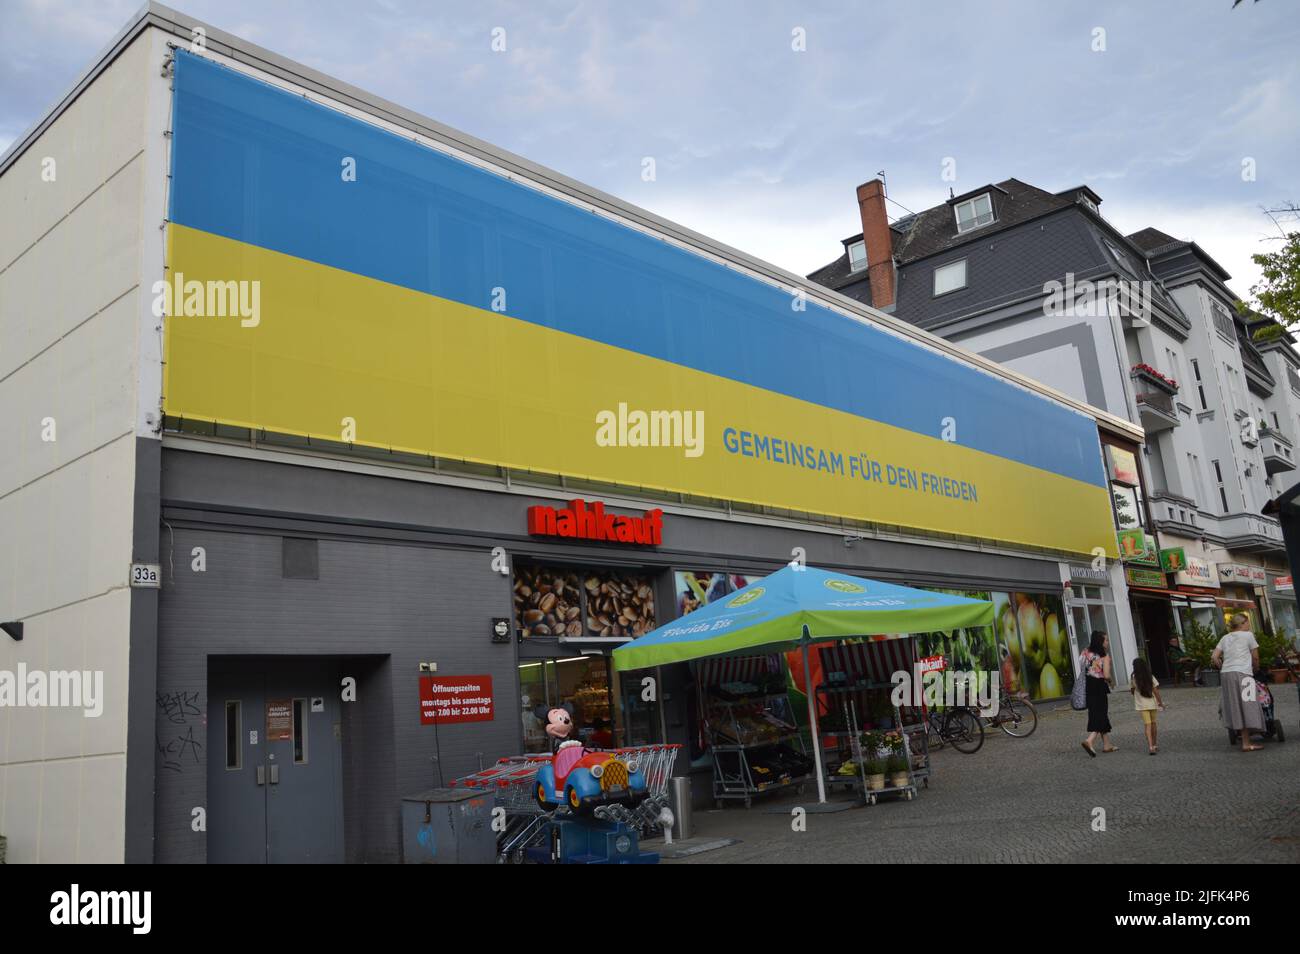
[{"xmin": 1080, "ymin": 630, "xmax": 1116, "ymax": 757}]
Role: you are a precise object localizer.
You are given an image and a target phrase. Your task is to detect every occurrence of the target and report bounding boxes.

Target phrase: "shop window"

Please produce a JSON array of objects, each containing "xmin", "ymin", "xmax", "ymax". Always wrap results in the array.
[
  {"xmin": 1110, "ymin": 483, "xmax": 1144, "ymax": 530},
  {"xmin": 518, "ymin": 661, "xmax": 550, "ymax": 752},
  {"xmin": 518, "ymin": 656, "xmax": 616, "ymax": 753},
  {"xmin": 617, "ymin": 668, "xmax": 660, "ymax": 747},
  {"xmin": 1069, "ymin": 588, "xmax": 1124, "ymax": 689}
]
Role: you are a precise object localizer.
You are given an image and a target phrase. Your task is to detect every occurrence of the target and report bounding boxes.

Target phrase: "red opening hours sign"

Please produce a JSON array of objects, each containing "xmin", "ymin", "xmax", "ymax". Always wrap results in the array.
[{"xmin": 419, "ymin": 675, "xmax": 495, "ymax": 724}]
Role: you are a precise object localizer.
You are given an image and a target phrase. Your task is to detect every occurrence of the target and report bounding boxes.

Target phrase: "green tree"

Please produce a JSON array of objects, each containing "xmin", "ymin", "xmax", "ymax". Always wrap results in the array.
[
  {"xmin": 1240, "ymin": 205, "xmax": 1300, "ymax": 336},
  {"xmin": 1244, "ymin": 232, "xmax": 1300, "ymax": 327}
]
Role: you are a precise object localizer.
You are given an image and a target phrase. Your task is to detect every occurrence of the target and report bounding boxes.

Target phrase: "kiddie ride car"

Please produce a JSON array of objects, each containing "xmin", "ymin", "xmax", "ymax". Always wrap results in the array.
[{"xmin": 535, "ymin": 741, "xmax": 650, "ymax": 814}]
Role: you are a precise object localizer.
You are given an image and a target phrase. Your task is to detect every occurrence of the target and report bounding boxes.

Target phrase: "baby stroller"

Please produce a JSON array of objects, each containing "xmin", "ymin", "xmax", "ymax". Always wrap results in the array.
[{"xmin": 1226, "ymin": 671, "xmax": 1285, "ymax": 745}]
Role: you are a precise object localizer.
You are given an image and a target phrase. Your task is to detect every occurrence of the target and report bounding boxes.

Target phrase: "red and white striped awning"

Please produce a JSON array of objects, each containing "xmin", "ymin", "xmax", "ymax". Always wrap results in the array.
[
  {"xmin": 818, "ymin": 637, "xmax": 915, "ymax": 683},
  {"xmin": 694, "ymin": 654, "xmax": 781, "ymax": 687}
]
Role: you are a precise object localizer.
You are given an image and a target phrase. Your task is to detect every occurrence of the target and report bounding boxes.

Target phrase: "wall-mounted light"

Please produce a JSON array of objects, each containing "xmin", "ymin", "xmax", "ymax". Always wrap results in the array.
[{"xmin": 1, "ymin": 621, "xmax": 22, "ymax": 641}]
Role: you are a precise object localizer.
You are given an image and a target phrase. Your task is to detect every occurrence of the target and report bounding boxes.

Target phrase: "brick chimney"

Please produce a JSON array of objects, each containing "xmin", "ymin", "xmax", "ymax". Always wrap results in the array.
[{"xmin": 856, "ymin": 179, "xmax": 896, "ymax": 309}]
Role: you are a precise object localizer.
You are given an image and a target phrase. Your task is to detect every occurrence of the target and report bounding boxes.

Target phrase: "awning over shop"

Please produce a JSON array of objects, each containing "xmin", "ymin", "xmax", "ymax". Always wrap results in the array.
[
  {"xmin": 612, "ymin": 565, "xmax": 993, "ymax": 804},
  {"xmin": 611, "ymin": 565, "xmax": 993, "ymax": 672}
]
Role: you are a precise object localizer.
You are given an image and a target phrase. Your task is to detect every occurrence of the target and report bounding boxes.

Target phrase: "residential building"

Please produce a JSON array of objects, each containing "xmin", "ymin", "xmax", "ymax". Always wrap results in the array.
[{"xmin": 809, "ymin": 177, "xmax": 1297, "ymax": 674}]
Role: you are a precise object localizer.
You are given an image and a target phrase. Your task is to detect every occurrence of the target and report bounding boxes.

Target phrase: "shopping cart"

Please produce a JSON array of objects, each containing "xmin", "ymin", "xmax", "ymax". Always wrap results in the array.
[
  {"xmin": 451, "ymin": 745, "xmax": 683, "ymax": 861},
  {"xmin": 612, "ymin": 743, "xmax": 681, "ymax": 798},
  {"xmin": 450, "ymin": 756, "xmax": 550, "ymax": 863}
]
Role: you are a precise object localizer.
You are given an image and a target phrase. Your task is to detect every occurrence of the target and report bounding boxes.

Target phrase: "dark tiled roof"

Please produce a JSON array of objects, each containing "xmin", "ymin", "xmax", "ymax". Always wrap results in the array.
[
  {"xmin": 807, "ymin": 178, "xmax": 1077, "ymax": 291},
  {"xmin": 1126, "ymin": 227, "xmax": 1183, "ymax": 253},
  {"xmin": 894, "ymin": 178, "xmax": 1074, "ymax": 263},
  {"xmin": 1129, "ymin": 227, "xmax": 1233, "ymax": 283},
  {"xmin": 806, "ymin": 252, "xmax": 868, "ymax": 298}
]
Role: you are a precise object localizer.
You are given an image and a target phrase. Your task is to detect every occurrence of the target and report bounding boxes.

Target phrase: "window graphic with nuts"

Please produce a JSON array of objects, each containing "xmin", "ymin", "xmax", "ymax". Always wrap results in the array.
[{"xmin": 513, "ymin": 566, "xmax": 656, "ymax": 639}]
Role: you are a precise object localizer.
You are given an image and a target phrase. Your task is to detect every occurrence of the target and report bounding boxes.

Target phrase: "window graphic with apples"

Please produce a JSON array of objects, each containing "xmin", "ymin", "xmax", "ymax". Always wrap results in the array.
[{"xmin": 994, "ymin": 592, "xmax": 1075, "ymax": 701}]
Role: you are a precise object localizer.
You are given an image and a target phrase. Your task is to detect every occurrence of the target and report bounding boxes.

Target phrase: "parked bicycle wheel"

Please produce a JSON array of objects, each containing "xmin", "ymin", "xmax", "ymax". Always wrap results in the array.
[
  {"xmin": 996, "ymin": 697, "xmax": 1038, "ymax": 738},
  {"xmin": 943, "ymin": 708, "xmax": 985, "ymax": 753}
]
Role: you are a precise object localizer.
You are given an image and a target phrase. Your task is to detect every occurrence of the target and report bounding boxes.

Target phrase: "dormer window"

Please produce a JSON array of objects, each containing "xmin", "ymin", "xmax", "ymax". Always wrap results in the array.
[
  {"xmin": 847, "ymin": 240, "xmax": 867, "ymax": 272},
  {"xmin": 954, "ymin": 193, "xmax": 994, "ymax": 233}
]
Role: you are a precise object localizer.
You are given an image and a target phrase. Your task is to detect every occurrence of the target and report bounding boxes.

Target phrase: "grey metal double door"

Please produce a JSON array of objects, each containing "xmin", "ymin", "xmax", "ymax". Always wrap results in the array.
[{"xmin": 208, "ymin": 659, "xmax": 344, "ymax": 863}]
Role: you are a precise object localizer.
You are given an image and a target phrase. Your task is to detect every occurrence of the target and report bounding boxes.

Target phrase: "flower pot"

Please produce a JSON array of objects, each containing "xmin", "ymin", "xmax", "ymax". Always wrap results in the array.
[
  {"xmin": 1200, "ymin": 669, "xmax": 1221, "ymax": 688},
  {"xmin": 866, "ymin": 773, "xmax": 885, "ymax": 791},
  {"xmin": 889, "ymin": 773, "xmax": 910, "ymax": 789},
  {"xmin": 1269, "ymin": 668, "xmax": 1290, "ymax": 684}
]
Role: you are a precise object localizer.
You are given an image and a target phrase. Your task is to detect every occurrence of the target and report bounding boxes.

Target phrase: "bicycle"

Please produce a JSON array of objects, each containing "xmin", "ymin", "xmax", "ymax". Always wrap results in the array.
[
  {"xmin": 983, "ymin": 686, "xmax": 1038, "ymax": 738},
  {"xmin": 923, "ymin": 704, "xmax": 985, "ymax": 753}
]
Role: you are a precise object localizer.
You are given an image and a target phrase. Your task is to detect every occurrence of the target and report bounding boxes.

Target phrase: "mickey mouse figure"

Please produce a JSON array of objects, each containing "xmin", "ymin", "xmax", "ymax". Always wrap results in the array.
[{"xmin": 534, "ymin": 702, "xmax": 580, "ymax": 754}]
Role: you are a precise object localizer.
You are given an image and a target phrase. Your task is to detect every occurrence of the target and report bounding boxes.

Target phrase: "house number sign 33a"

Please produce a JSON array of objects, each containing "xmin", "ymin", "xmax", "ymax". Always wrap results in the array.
[{"xmin": 130, "ymin": 563, "xmax": 162, "ymax": 588}]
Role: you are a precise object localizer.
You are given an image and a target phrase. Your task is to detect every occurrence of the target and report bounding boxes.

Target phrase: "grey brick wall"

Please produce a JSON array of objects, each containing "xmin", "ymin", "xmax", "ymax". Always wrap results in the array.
[{"xmin": 154, "ymin": 526, "xmax": 517, "ymax": 863}]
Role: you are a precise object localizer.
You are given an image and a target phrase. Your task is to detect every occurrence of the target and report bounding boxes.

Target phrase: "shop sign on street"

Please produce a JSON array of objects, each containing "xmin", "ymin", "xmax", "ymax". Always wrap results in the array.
[
  {"xmin": 1106, "ymin": 446, "xmax": 1140, "ymax": 486},
  {"xmin": 1158, "ymin": 547, "xmax": 1186, "ymax": 573},
  {"xmin": 1274, "ymin": 575, "xmax": 1293, "ymax": 593},
  {"xmin": 1068, "ymin": 564, "xmax": 1110, "ymax": 584},
  {"xmin": 527, "ymin": 498, "xmax": 663, "ymax": 546},
  {"xmin": 1125, "ymin": 567, "xmax": 1166, "ymax": 588},
  {"xmin": 916, "ymin": 655, "xmax": 946, "ymax": 675},
  {"xmin": 1117, "ymin": 529, "xmax": 1146, "ymax": 560},
  {"xmin": 1118, "ymin": 530, "xmax": 1159, "ymax": 567},
  {"xmin": 1174, "ymin": 557, "xmax": 1219, "ymax": 589},
  {"xmin": 419, "ymin": 675, "xmax": 495, "ymax": 725},
  {"xmin": 1216, "ymin": 563, "xmax": 1267, "ymax": 585}
]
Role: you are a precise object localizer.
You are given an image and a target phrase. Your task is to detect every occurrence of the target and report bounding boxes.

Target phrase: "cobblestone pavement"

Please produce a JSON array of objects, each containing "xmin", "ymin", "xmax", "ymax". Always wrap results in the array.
[{"xmin": 669, "ymin": 684, "xmax": 1300, "ymax": 863}]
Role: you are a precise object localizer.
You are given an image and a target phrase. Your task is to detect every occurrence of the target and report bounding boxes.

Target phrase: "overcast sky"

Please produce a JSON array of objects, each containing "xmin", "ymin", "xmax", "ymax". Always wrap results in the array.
[{"xmin": 3, "ymin": 0, "xmax": 1297, "ymax": 297}]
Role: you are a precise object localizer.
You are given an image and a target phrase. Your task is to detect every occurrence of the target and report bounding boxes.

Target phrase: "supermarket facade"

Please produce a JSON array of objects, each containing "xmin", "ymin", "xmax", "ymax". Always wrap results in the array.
[{"xmin": 2, "ymin": 5, "xmax": 1145, "ymax": 863}]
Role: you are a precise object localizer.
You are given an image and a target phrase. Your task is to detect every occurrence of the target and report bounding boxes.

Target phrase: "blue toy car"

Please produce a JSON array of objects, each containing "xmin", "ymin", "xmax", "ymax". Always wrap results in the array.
[{"xmin": 534, "ymin": 744, "xmax": 650, "ymax": 813}]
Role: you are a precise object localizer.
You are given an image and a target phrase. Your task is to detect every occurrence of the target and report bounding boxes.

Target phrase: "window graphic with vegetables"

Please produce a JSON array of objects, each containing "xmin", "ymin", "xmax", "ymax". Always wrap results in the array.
[
  {"xmin": 675, "ymin": 571, "xmax": 754, "ymax": 615},
  {"xmin": 916, "ymin": 589, "xmax": 999, "ymax": 705}
]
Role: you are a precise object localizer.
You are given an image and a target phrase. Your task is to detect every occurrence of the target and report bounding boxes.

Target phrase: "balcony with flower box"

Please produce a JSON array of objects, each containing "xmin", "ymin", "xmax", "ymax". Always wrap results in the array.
[{"xmin": 1131, "ymin": 364, "xmax": 1180, "ymax": 433}]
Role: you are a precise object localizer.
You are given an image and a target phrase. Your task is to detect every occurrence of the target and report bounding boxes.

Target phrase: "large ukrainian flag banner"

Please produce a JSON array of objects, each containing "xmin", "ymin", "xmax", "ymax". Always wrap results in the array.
[{"xmin": 165, "ymin": 51, "xmax": 1116, "ymax": 557}]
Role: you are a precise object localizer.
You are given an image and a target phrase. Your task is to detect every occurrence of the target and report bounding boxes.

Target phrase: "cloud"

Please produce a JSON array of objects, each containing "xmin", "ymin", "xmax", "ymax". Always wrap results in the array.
[{"xmin": 2, "ymin": 0, "xmax": 1295, "ymax": 306}]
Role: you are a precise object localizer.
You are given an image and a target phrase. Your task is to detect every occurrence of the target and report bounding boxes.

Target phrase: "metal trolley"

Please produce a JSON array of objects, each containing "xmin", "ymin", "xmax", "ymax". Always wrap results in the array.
[
  {"xmin": 704, "ymin": 693, "xmax": 811, "ymax": 808},
  {"xmin": 817, "ymin": 680, "xmax": 926, "ymax": 805}
]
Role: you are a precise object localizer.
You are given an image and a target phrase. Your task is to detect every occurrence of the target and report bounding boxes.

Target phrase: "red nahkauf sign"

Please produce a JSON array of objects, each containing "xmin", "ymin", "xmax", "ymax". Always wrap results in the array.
[
  {"xmin": 526, "ymin": 498, "xmax": 663, "ymax": 545},
  {"xmin": 419, "ymin": 675, "xmax": 495, "ymax": 725}
]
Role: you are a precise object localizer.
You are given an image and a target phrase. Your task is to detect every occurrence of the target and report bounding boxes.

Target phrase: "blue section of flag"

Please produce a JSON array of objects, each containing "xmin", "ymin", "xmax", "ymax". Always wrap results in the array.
[{"xmin": 170, "ymin": 50, "xmax": 1105, "ymax": 487}]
